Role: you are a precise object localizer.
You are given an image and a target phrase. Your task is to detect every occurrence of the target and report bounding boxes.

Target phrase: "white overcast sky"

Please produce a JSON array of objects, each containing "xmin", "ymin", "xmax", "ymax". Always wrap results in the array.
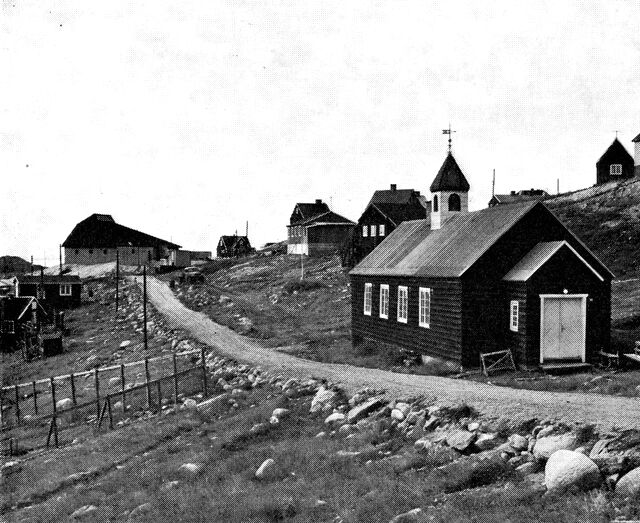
[{"xmin": 2, "ymin": 1, "xmax": 639, "ymax": 263}]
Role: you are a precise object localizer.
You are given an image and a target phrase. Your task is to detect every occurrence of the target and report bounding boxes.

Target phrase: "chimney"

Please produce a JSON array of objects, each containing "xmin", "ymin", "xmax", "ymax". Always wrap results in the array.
[
  {"xmin": 510, "ymin": 190, "xmax": 516, "ymax": 195},
  {"xmin": 315, "ymin": 199, "xmax": 322, "ymax": 205},
  {"xmin": 390, "ymin": 184, "xmax": 397, "ymax": 191}
]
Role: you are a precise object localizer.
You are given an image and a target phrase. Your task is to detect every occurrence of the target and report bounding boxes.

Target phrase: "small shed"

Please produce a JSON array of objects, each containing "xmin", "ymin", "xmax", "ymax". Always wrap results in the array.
[
  {"xmin": 596, "ymin": 138, "xmax": 634, "ymax": 185},
  {"xmin": 14, "ymin": 274, "xmax": 82, "ymax": 309},
  {"xmin": 217, "ymin": 235, "xmax": 253, "ymax": 258}
]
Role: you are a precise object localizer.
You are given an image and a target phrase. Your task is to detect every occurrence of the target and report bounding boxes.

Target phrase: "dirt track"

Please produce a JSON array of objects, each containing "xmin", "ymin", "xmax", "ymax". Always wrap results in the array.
[{"xmin": 144, "ymin": 276, "xmax": 640, "ymax": 431}]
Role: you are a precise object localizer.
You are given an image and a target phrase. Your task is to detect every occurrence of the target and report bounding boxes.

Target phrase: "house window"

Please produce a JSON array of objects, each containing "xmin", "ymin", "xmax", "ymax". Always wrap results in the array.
[
  {"xmin": 419, "ymin": 287, "xmax": 431, "ymax": 328},
  {"xmin": 60, "ymin": 284, "xmax": 73, "ymax": 296},
  {"xmin": 2, "ymin": 320, "xmax": 15, "ymax": 334},
  {"xmin": 510, "ymin": 301, "xmax": 519, "ymax": 332},
  {"xmin": 379, "ymin": 284, "xmax": 389, "ymax": 319},
  {"xmin": 363, "ymin": 283, "xmax": 372, "ymax": 316},
  {"xmin": 75, "ymin": 249, "xmax": 79, "ymax": 254},
  {"xmin": 132, "ymin": 249, "xmax": 136, "ymax": 254},
  {"xmin": 379, "ymin": 225, "xmax": 385, "ymax": 236},
  {"xmin": 88, "ymin": 249, "xmax": 93, "ymax": 254},
  {"xmin": 363, "ymin": 226, "xmax": 368, "ymax": 237},
  {"xmin": 370, "ymin": 225, "xmax": 377, "ymax": 237},
  {"xmin": 610, "ymin": 164, "xmax": 622, "ymax": 176},
  {"xmin": 397, "ymin": 286, "xmax": 408, "ymax": 323},
  {"xmin": 448, "ymin": 193, "xmax": 461, "ymax": 211},
  {"xmin": 103, "ymin": 249, "xmax": 108, "ymax": 255}
]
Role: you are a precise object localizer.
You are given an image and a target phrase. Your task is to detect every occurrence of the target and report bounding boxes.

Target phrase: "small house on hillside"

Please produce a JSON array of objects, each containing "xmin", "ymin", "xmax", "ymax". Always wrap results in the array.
[
  {"xmin": 350, "ymin": 152, "xmax": 613, "ymax": 371},
  {"xmin": 348, "ymin": 184, "xmax": 430, "ymax": 265},
  {"xmin": 488, "ymin": 189, "xmax": 549, "ymax": 208},
  {"xmin": 0, "ymin": 296, "xmax": 43, "ymax": 353},
  {"xmin": 217, "ymin": 235, "xmax": 253, "ymax": 258},
  {"xmin": 596, "ymin": 138, "xmax": 634, "ymax": 185},
  {"xmin": 63, "ymin": 214, "xmax": 181, "ymax": 266},
  {"xmin": 13, "ymin": 274, "xmax": 82, "ymax": 309},
  {"xmin": 632, "ymin": 132, "xmax": 640, "ymax": 177},
  {"xmin": 287, "ymin": 199, "xmax": 355, "ymax": 256}
]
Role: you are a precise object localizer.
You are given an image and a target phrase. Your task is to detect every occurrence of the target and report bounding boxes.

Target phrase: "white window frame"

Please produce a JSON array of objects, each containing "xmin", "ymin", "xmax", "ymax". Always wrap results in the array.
[
  {"xmin": 397, "ymin": 286, "xmax": 408, "ymax": 323},
  {"xmin": 362, "ymin": 225, "xmax": 368, "ymax": 237},
  {"xmin": 510, "ymin": 300, "xmax": 519, "ymax": 332},
  {"xmin": 379, "ymin": 224, "xmax": 385, "ymax": 237},
  {"xmin": 363, "ymin": 283, "xmax": 372, "ymax": 316},
  {"xmin": 610, "ymin": 164, "xmax": 622, "ymax": 176},
  {"xmin": 419, "ymin": 287, "xmax": 431, "ymax": 328},
  {"xmin": 370, "ymin": 225, "xmax": 377, "ymax": 237},
  {"xmin": 2, "ymin": 320, "xmax": 15, "ymax": 334},
  {"xmin": 379, "ymin": 284, "xmax": 389, "ymax": 319},
  {"xmin": 60, "ymin": 284, "xmax": 72, "ymax": 296}
]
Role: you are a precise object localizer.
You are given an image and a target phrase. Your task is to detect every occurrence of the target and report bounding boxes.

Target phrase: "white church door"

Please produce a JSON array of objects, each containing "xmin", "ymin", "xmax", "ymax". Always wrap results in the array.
[{"xmin": 540, "ymin": 295, "xmax": 587, "ymax": 362}]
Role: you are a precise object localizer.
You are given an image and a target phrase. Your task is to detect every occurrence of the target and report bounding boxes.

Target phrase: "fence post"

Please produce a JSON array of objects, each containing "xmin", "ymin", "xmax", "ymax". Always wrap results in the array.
[
  {"xmin": 70, "ymin": 373, "xmax": 77, "ymax": 408},
  {"xmin": 14, "ymin": 384, "xmax": 20, "ymax": 425},
  {"xmin": 0, "ymin": 387, "xmax": 4, "ymax": 428},
  {"xmin": 107, "ymin": 396, "xmax": 113, "ymax": 430},
  {"xmin": 173, "ymin": 354, "xmax": 179, "ymax": 407},
  {"xmin": 200, "ymin": 346, "xmax": 208, "ymax": 397},
  {"xmin": 145, "ymin": 358, "xmax": 151, "ymax": 409},
  {"xmin": 120, "ymin": 364, "xmax": 126, "ymax": 414},
  {"xmin": 32, "ymin": 381, "xmax": 38, "ymax": 415},
  {"xmin": 156, "ymin": 380, "xmax": 162, "ymax": 410},
  {"xmin": 94, "ymin": 368, "xmax": 100, "ymax": 420},
  {"xmin": 50, "ymin": 377, "xmax": 58, "ymax": 447}
]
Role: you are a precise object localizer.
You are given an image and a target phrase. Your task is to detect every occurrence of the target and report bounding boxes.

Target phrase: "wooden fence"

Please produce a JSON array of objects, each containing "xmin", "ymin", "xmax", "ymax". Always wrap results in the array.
[{"xmin": 1, "ymin": 346, "xmax": 211, "ymax": 455}]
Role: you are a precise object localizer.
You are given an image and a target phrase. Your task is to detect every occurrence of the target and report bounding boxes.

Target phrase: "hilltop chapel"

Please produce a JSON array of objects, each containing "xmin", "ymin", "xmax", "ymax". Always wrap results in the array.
[{"xmin": 350, "ymin": 152, "xmax": 613, "ymax": 371}]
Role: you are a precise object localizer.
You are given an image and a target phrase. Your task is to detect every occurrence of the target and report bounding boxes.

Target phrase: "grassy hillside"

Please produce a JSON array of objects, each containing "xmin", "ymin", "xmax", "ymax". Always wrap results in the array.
[{"xmin": 0, "ymin": 256, "xmax": 43, "ymax": 276}]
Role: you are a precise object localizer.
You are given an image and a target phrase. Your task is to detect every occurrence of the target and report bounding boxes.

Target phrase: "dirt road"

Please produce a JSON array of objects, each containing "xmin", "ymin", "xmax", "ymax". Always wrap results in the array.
[{"xmin": 144, "ymin": 276, "xmax": 639, "ymax": 431}]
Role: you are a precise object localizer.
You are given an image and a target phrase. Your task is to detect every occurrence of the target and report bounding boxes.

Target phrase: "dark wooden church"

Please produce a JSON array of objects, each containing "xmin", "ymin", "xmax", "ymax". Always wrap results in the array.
[
  {"xmin": 350, "ymin": 153, "xmax": 613, "ymax": 370},
  {"xmin": 596, "ymin": 137, "xmax": 634, "ymax": 185}
]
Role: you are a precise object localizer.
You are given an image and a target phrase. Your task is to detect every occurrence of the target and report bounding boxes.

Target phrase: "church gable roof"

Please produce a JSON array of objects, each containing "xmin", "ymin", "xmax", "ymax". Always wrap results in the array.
[
  {"xmin": 430, "ymin": 153, "xmax": 470, "ymax": 193},
  {"xmin": 596, "ymin": 138, "xmax": 633, "ymax": 165}
]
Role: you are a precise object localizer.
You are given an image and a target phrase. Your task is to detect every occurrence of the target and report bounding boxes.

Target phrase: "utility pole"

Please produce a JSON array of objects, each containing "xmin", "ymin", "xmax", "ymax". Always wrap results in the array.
[
  {"xmin": 143, "ymin": 265, "xmax": 148, "ymax": 353},
  {"xmin": 300, "ymin": 252, "xmax": 304, "ymax": 280},
  {"xmin": 30, "ymin": 256, "xmax": 33, "ymax": 275},
  {"xmin": 492, "ymin": 169, "xmax": 495, "ymax": 198},
  {"xmin": 557, "ymin": 178, "xmax": 560, "ymax": 195},
  {"xmin": 59, "ymin": 245, "xmax": 62, "ymax": 276},
  {"xmin": 115, "ymin": 250, "xmax": 120, "ymax": 316}
]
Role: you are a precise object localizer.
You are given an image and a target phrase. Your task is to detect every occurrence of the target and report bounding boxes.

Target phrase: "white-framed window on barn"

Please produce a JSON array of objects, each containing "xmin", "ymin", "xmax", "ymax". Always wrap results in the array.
[
  {"xmin": 397, "ymin": 286, "xmax": 408, "ymax": 323},
  {"xmin": 419, "ymin": 287, "xmax": 431, "ymax": 328},
  {"xmin": 379, "ymin": 224, "xmax": 385, "ymax": 236},
  {"xmin": 364, "ymin": 283, "xmax": 372, "ymax": 316},
  {"xmin": 610, "ymin": 164, "xmax": 622, "ymax": 176},
  {"xmin": 363, "ymin": 225, "xmax": 368, "ymax": 237},
  {"xmin": 510, "ymin": 300, "xmax": 519, "ymax": 332},
  {"xmin": 60, "ymin": 284, "xmax": 72, "ymax": 296},
  {"xmin": 379, "ymin": 284, "xmax": 389, "ymax": 319}
]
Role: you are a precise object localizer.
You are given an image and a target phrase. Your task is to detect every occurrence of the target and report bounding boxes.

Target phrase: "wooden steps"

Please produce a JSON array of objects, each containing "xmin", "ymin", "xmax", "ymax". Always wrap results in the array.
[{"xmin": 541, "ymin": 361, "xmax": 592, "ymax": 373}]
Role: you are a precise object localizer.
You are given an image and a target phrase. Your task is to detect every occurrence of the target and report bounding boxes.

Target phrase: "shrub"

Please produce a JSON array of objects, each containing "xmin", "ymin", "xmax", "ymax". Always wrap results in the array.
[{"xmin": 282, "ymin": 279, "xmax": 326, "ymax": 294}]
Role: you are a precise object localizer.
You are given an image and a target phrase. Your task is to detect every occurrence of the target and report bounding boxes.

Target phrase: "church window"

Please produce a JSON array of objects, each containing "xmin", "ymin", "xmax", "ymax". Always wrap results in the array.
[
  {"xmin": 433, "ymin": 195, "xmax": 439, "ymax": 212},
  {"xmin": 610, "ymin": 164, "xmax": 622, "ymax": 176},
  {"xmin": 448, "ymin": 193, "xmax": 461, "ymax": 211}
]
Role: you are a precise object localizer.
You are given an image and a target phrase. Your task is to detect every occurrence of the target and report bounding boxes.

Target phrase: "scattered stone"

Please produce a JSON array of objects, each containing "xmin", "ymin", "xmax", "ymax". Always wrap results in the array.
[
  {"xmin": 325, "ymin": 412, "xmax": 346, "ymax": 425},
  {"xmin": 128, "ymin": 503, "xmax": 152, "ymax": 521},
  {"xmin": 71, "ymin": 505, "xmax": 98, "ymax": 519},
  {"xmin": 509, "ymin": 434, "xmax": 529, "ymax": 451},
  {"xmin": 389, "ymin": 508, "xmax": 423, "ymax": 523},
  {"xmin": 160, "ymin": 481, "xmax": 180, "ymax": 492},
  {"xmin": 1, "ymin": 461, "xmax": 21, "ymax": 475},
  {"xmin": 347, "ymin": 396, "xmax": 386, "ymax": 423},
  {"xmin": 536, "ymin": 425, "xmax": 555, "ymax": 439},
  {"xmin": 446, "ymin": 429, "xmax": 477, "ymax": 452},
  {"xmin": 589, "ymin": 439, "xmax": 612, "ymax": 459},
  {"xmin": 475, "ymin": 433, "xmax": 500, "ymax": 451},
  {"xmin": 119, "ymin": 340, "xmax": 131, "ymax": 348},
  {"xmin": 336, "ymin": 450, "xmax": 361, "ymax": 458},
  {"xmin": 272, "ymin": 408, "xmax": 290, "ymax": 419},
  {"xmin": 255, "ymin": 458, "xmax": 277, "ymax": 480},
  {"xmin": 182, "ymin": 398, "xmax": 197, "ymax": 410},
  {"xmin": 179, "ymin": 463, "xmax": 204, "ymax": 475},
  {"xmin": 108, "ymin": 377, "xmax": 121, "ymax": 388},
  {"xmin": 615, "ymin": 466, "xmax": 640, "ymax": 498},
  {"xmin": 516, "ymin": 462, "xmax": 538, "ymax": 476},
  {"xmin": 391, "ymin": 408, "xmax": 406, "ymax": 421},
  {"xmin": 467, "ymin": 422, "xmax": 480, "ymax": 432},
  {"xmin": 534, "ymin": 433, "xmax": 577, "ymax": 460},
  {"xmin": 315, "ymin": 431, "xmax": 327, "ymax": 438},
  {"xmin": 310, "ymin": 387, "xmax": 339, "ymax": 413},
  {"xmin": 249, "ymin": 423, "xmax": 269, "ymax": 435},
  {"xmin": 196, "ymin": 394, "xmax": 228, "ymax": 415},
  {"xmin": 544, "ymin": 450, "xmax": 601, "ymax": 492},
  {"xmin": 56, "ymin": 398, "xmax": 73, "ymax": 410}
]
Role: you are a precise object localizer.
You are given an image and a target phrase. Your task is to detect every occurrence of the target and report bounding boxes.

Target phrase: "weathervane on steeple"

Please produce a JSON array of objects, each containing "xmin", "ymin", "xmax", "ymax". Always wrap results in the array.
[{"xmin": 442, "ymin": 124, "xmax": 455, "ymax": 153}]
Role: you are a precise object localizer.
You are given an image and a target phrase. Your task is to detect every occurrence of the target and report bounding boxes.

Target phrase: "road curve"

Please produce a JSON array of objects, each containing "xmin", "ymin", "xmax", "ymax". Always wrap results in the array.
[{"xmin": 143, "ymin": 276, "xmax": 638, "ymax": 431}]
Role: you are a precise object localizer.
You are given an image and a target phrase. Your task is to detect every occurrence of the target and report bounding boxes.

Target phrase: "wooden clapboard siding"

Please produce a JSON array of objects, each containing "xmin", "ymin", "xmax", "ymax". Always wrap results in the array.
[
  {"xmin": 350, "ymin": 275, "xmax": 463, "ymax": 362},
  {"xmin": 502, "ymin": 282, "xmax": 530, "ymax": 367}
]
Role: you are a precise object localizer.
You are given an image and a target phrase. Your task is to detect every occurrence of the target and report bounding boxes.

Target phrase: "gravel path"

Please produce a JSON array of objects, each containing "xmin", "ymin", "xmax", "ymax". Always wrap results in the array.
[{"xmin": 144, "ymin": 276, "xmax": 639, "ymax": 431}]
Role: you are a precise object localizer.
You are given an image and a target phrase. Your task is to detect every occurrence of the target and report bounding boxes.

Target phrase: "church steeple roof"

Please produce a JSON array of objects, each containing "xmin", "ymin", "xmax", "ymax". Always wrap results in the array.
[{"xmin": 430, "ymin": 153, "xmax": 470, "ymax": 193}]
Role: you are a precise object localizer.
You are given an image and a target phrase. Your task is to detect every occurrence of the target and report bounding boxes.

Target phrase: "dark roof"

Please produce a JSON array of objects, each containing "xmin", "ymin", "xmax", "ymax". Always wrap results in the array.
[
  {"xmin": 430, "ymin": 153, "xmax": 470, "ymax": 193},
  {"xmin": 369, "ymin": 188, "xmax": 422, "ymax": 206},
  {"xmin": 62, "ymin": 214, "xmax": 181, "ymax": 249},
  {"xmin": 491, "ymin": 192, "xmax": 549, "ymax": 205},
  {"xmin": 596, "ymin": 138, "xmax": 633, "ymax": 165},
  {"xmin": 292, "ymin": 202, "xmax": 330, "ymax": 224},
  {"xmin": 300, "ymin": 210, "xmax": 354, "ymax": 226},
  {"xmin": 1, "ymin": 296, "xmax": 38, "ymax": 321},
  {"xmin": 632, "ymin": 133, "xmax": 640, "ymax": 143},
  {"xmin": 17, "ymin": 275, "xmax": 81, "ymax": 284},
  {"xmin": 350, "ymin": 201, "xmax": 613, "ymax": 279},
  {"xmin": 369, "ymin": 202, "xmax": 429, "ymax": 226}
]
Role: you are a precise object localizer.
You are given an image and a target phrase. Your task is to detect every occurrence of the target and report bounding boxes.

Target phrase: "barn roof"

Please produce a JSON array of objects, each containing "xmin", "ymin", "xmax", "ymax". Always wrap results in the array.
[
  {"xmin": 350, "ymin": 201, "xmax": 613, "ymax": 279},
  {"xmin": 502, "ymin": 241, "xmax": 605, "ymax": 282},
  {"xmin": 291, "ymin": 202, "xmax": 330, "ymax": 223},
  {"xmin": 430, "ymin": 153, "xmax": 470, "ymax": 193},
  {"xmin": 62, "ymin": 214, "xmax": 181, "ymax": 249},
  {"xmin": 596, "ymin": 138, "xmax": 633, "ymax": 165}
]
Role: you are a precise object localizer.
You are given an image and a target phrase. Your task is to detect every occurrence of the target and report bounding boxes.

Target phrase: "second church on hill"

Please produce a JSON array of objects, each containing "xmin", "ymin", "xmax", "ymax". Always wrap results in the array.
[{"xmin": 350, "ymin": 152, "xmax": 613, "ymax": 371}]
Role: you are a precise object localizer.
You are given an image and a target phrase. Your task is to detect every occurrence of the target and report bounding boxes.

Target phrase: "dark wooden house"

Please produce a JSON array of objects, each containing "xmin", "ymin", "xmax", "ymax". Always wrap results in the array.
[
  {"xmin": 350, "ymin": 154, "xmax": 613, "ymax": 371},
  {"xmin": 0, "ymin": 296, "xmax": 42, "ymax": 353},
  {"xmin": 348, "ymin": 184, "xmax": 429, "ymax": 265},
  {"xmin": 488, "ymin": 189, "xmax": 549, "ymax": 208},
  {"xmin": 596, "ymin": 138, "xmax": 634, "ymax": 185},
  {"xmin": 217, "ymin": 235, "xmax": 253, "ymax": 258},
  {"xmin": 14, "ymin": 274, "xmax": 82, "ymax": 309},
  {"xmin": 63, "ymin": 214, "xmax": 181, "ymax": 266},
  {"xmin": 287, "ymin": 199, "xmax": 355, "ymax": 256},
  {"xmin": 632, "ymin": 132, "xmax": 640, "ymax": 177}
]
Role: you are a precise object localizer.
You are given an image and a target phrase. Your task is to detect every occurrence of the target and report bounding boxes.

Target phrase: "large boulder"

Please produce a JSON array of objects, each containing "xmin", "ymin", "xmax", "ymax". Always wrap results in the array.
[
  {"xmin": 196, "ymin": 393, "xmax": 228, "ymax": 415},
  {"xmin": 389, "ymin": 508, "xmax": 424, "ymax": 523},
  {"xmin": 310, "ymin": 387, "xmax": 339, "ymax": 413},
  {"xmin": 475, "ymin": 433, "xmax": 500, "ymax": 451},
  {"xmin": 446, "ymin": 429, "xmax": 477, "ymax": 452},
  {"xmin": 615, "ymin": 466, "xmax": 640, "ymax": 498},
  {"xmin": 533, "ymin": 433, "xmax": 577, "ymax": 460},
  {"xmin": 56, "ymin": 398, "xmax": 73, "ymax": 410},
  {"xmin": 544, "ymin": 450, "xmax": 601, "ymax": 492},
  {"xmin": 324, "ymin": 412, "xmax": 346, "ymax": 425},
  {"xmin": 508, "ymin": 434, "xmax": 529, "ymax": 451},
  {"xmin": 255, "ymin": 458, "xmax": 277, "ymax": 480},
  {"xmin": 347, "ymin": 396, "xmax": 385, "ymax": 423}
]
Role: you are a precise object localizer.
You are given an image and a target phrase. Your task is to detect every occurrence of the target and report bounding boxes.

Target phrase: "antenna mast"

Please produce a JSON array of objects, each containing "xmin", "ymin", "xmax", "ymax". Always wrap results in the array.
[{"xmin": 492, "ymin": 169, "xmax": 495, "ymax": 197}]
